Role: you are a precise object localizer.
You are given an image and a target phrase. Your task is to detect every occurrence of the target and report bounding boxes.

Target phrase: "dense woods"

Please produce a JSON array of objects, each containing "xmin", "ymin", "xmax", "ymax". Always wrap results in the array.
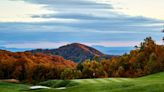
[
  {"xmin": 0, "ymin": 37, "xmax": 164, "ymax": 82},
  {"xmin": 78, "ymin": 37, "xmax": 164, "ymax": 78},
  {"xmin": 0, "ymin": 51, "xmax": 76, "ymax": 83}
]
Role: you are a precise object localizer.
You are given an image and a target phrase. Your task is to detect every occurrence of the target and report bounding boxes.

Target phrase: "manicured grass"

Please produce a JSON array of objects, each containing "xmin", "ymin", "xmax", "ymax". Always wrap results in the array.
[
  {"xmin": 0, "ymin": 82, "xmax": 29, "ymax": 92},
  {"xmin": 1, "ymin": 72, "xmax": 164, "ymax": 92}
]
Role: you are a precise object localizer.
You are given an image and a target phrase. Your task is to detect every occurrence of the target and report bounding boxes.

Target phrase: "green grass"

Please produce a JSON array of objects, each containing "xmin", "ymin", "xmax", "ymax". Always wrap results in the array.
[
  {"xmin": 0, "ymin": 82, "xmax": 29, "ymax": 92},
  {"xmin": 1, "ymin": 72, "xmax": 164, "ymax": 92}
]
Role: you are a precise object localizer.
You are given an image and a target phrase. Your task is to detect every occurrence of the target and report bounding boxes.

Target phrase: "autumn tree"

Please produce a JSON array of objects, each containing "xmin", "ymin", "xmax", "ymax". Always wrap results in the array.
[{"xmin": 60, "ymin": 68, "xmax": 82, "ymax": 79}]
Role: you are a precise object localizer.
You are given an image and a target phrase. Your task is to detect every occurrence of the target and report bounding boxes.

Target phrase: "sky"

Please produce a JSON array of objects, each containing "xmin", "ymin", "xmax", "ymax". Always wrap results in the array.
[{"xmin": 0, "ymin": 0, "xmax": 164, "ymax": 49}]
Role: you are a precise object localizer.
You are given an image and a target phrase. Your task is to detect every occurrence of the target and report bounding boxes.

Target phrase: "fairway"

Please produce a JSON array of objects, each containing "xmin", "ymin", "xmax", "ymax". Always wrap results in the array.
[{"xmin": 1, "ymin": 72, "xmax": 164, "ymax": 92}]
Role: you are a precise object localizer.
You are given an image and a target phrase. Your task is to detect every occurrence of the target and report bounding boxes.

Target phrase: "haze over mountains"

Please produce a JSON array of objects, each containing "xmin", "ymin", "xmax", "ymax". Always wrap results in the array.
[{"xmin": 93, "ymin": 46, "xmax": 134, "ymax": 55}]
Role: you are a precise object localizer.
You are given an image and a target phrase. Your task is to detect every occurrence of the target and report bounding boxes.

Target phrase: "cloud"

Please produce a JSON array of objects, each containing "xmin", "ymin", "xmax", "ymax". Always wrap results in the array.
[
  {"xmin": 22, "ymin": 0, "xmax": 164, "ymax": 33},
  {"xmin": 25, "ymin": 0, "xmax": 113, "ymax": 9},
  {"xmin": 0, "ymin": 0, "xmax": 164, "ymax": 48},
  {"xmin": 2, "ymin": 41, "xmax": 69, "ymax": 48},
  {"xmin": 0, "ymin": 0, "xmax": 55, "ymax": 22},
  {"xmin": 109, "ymin": 0, "xmax": 164, "ymax": 20}
]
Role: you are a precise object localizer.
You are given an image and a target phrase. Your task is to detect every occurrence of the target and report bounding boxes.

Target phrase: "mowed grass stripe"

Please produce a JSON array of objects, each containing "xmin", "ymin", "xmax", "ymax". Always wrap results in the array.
[
  {"xmin": 108, "ymin": 78, "xmax": 123, "ymax": 82},
  {"xmin": 72, "ymin": 79, "xmax": 84, "ymax": 83},
  {"xmin": 85, "ymin": 79, "xmax": 98, "ymax": 84},
  {"xmin": 73, "ymin": 78, "xmax": 131, "ymax": 84},
  {"xmin": 73, "ymin": 79, "xmax": 98, "ymax": 84},
  {"xmin": 119, "ymin": 78, "xmax": 132, "ymax": 81},
  {"xmin": 94, "ymin": 79, "xmax": 110, "ymax": 83}
]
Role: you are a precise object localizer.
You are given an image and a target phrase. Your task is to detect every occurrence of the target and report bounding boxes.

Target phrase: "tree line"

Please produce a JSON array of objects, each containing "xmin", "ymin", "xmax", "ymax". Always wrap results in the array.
[
  {"xmin": 62, "ymin": 37, "xmax": 164, "ymax": 79},
  {"xmin": 0, "ymin": 37, "xmax": 164, "ymax": 82},
  {"xmin": 0, "ymin": 51, "xmax": 76, "ymax": 83}
]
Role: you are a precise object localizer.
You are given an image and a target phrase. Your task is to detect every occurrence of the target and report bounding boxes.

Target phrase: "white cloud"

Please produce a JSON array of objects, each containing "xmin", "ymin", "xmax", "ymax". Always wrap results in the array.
[
  {"xmin": 0, "ymin": 0, "xmax": 54, "ymax": 22},
  {"xmin": 109, "ymin": 0, "xmax": 164, "ymax": 20},
  {"xmin": 3, "ymin": 42, "xmax": 69, "ymax": 48},
  {"xmin": 89, "ymin": 0, "xmax": 164, "ymax": 20}
]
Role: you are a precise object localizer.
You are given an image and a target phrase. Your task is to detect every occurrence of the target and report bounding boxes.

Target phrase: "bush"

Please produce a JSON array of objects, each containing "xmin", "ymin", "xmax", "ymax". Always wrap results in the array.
[{"xmin": 60, "ymin": 68, "xmax": 82, "ymax": 79}]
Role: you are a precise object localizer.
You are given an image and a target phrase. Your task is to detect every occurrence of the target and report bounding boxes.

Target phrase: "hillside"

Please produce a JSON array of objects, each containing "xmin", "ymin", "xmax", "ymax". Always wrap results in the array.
[
  {"xmin": 28, "ymin": 43, "xmax": 114, "ymax": 62},
  {"xmin": 0, "ymin": 50, "xmax": 76, "ymax": 82},
  {"xmin": 1, "ymin": 72, "xmax": 164, "ymax": 92}
]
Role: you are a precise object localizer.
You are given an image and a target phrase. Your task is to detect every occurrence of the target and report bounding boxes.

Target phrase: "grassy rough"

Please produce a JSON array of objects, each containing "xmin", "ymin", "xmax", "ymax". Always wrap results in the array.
[{"xmin": 1, "ymin": 72, "xmax": 164, "ymax": 92}]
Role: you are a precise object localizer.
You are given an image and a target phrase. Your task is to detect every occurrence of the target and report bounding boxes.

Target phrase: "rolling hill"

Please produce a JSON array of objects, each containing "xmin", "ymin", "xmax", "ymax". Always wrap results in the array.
[{"xmin": 27, "ymin": 43, "xmax": 114, "ymax": 62}]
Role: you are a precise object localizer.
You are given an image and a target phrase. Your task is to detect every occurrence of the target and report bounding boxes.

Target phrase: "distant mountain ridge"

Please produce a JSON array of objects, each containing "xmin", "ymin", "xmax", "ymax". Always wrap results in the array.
[
  {"xmin": 27, "ymin": 43, "xmax": 114, "ymax": 62},
  {"xmin": 0, "ymin": 46, "xmax": 31, "ymax": 52},
  {"xmin": 93, "ymin": 45, "xmax": 134, "ymax": 55}
]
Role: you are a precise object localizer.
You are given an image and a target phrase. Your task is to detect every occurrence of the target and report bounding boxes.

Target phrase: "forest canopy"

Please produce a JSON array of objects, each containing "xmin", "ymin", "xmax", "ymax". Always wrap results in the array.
[{"xmin": 0, "ymin": 37, "xmax": 164, "ymax": 83}]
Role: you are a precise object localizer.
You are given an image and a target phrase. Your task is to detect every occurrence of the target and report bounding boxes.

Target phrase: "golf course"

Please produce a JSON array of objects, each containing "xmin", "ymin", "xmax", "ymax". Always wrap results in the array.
[{"xmin": 1, "ymin": 72, "xmax": 164, "ymax": 92}]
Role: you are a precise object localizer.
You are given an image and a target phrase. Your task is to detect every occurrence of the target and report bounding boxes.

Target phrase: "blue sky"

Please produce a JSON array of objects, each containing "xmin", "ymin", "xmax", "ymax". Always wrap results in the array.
[{"xmin": 0, "ymin": 0, "xmax": 164, "ymax": 49}]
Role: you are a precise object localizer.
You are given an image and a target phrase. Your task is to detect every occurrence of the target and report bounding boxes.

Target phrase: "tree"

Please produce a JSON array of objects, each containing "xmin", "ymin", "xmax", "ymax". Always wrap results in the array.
[
  {"xmin": 145, "ymin": 53, "xmax": 158, "ymax": 74},
  {"xmin": 115, "ymin": 66, "xmax": 125, "ymax": 77},
  {"xmin": 77, "ymin": 62, "xmax": 84, "ymax": 71},
  {"xmin": 60, "ymin": 68, "xmax": 82, "ymax": 79}
]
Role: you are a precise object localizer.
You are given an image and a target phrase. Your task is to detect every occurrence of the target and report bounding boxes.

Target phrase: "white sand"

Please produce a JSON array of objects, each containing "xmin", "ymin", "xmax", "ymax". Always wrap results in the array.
[
  {"xmin": 30, "ymin": 86, "xmax": 50, "ymax": 90},
  {"xmin": 56, "ymin": 87, "xmax": 66, "ymax": 90}
]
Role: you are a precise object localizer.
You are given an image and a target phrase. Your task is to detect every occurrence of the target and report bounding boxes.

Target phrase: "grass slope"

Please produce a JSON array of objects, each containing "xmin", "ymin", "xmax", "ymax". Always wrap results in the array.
[
  {"xmin": 1, "ymin": 72, "xmax": 164, "ymax": 92},
  {"xmin": 0, "ymin": 82, "xmax": 29, "ymax": 92}
]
